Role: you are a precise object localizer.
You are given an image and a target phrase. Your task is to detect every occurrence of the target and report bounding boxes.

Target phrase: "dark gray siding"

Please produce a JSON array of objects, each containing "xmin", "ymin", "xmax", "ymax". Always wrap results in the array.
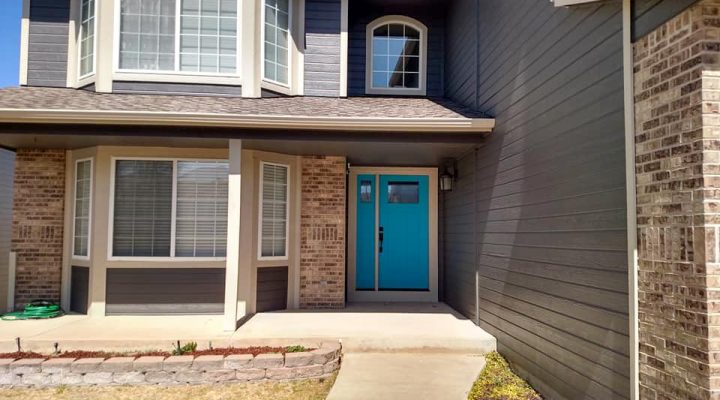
[
  {"xmin": 27, "ymin": 0, "xmax": 70, "ymax": 87},
  {"xmin": 633, "ymin": 0, "xmax": 698, "ymax": 41},
  {"xmin": 347, "ymin": 2, "xmax": 444, "ymax": 97},
  {"xmin": 304, "ymin": 0, "xmax": 341, "ymax": 97},
  {"xmin": 0, "ymin": 149, "xmax": 13, "ymax": 311},
  {"xmin": 256, "ymin": 267, "xmax": 288, "ymax": 312},
  {"xmin": 70, "ymin": 266, "xmax": 89, "ymax": 314},
  {"xmin": 106, "ymin": 268, "xmax": 225, "ymax": 315},
  {"xmin": 443, "ymin": 1, "xmax": 629, "ymax": 399},
  {"xmin": 113, "ymin": 82, "xmax": 242, "ymax": 97}
]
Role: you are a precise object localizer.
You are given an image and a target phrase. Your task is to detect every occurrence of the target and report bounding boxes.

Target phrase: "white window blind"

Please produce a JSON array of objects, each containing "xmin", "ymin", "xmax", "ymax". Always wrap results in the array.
[
  {"xmin": 175, "ymin": 161, "xmax": 229, "ymax": 257},
  {"xmin": 259, "ymin": 163, "xmax": 288, "ymax": 258},
  {"xmin": 113, "ymin": 160, "xmax": 173, "ymax": 257},
  {"xmin": 73, "ymin": 160, "xmax": 92, "ymax": 257},
  {"xmin": 263, "ymin": 0, "xmax": 289, "ymax": 84},
  {"xmin": 119, "ymin": 0, "xmax": 238, "ymax": 73},
  {"xmin": 79, "ymin": 0, "xmax": 96, "ymax": 76}
]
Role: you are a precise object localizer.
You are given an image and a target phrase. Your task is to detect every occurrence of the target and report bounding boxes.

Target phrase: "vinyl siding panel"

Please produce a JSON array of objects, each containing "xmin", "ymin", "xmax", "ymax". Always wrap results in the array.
[
  {"xmin": 112, "ymin": 82, "xmax": 243, "ymax": 97},
  {"xmin": 304, "ymin": 0, "xmax": 342, "ymax": 97},
  {"xmin": 348, "ymin": 2, "xmax": 444, "ymax": 97},
  {"xmin": 256, "ymin": 266, "xmax": 289, "ymax": 312},
  {"xmin": 27, "ymin": 0, "xmax": 70, "ymax": 87},
  {"xmin": 105, "ymin": 268, "xmax": 225, "ymax": 315},
  {"xmin": 633, "ymin": 0, "xmax": 699, "ymax": 41},
  {"xmin": 443, "ymin": 1, "xmax": 629, "ymax": 399},
  {"xmin": 0, "ymin": 150, "xmax": 14, "ymax": 311}
]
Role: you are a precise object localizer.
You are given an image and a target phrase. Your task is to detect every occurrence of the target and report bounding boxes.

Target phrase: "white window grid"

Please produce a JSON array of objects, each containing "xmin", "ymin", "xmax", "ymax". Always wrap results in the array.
[
  {"xmin": 371, "ymin": 23, "xmax": 421, "ymax": 89},
  {"xmin": 262, "ymin": 0, "xmax": 290, "ymax": 85},
  {"xmin": 79, "ymin": 0, "xmax": 96, "ymax": 77}
]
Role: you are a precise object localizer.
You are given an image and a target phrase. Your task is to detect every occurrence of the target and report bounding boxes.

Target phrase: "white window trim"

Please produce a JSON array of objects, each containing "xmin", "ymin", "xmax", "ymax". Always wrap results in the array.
[
  {"xmin": 257, "ymin": 161, "xmax": 290, "ymax": 261},
  {"xmin": 78, "ymin": 0, "xmax": 98, "ymax": 80},
  {"xmin": 261, "ymin": 0, "xmax": 293, "ymax": 88},
  {"xmin": 365, "ymin": 15, "xmax": 428, "ymax": 96},
  {"xmin": 107, "ymin": 156, "xmax": 229, "ymax": 262},
  {"xmin": 72, "ymin": 158, "xmax": 93, "ymax": 261},
  {"xmin": 112, "ymin": 0, "xmax": 243, "ymax": 82}
]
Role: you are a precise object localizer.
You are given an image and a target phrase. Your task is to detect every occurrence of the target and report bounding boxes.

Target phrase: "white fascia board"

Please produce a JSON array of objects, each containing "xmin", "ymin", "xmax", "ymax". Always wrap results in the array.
[{"xmin": 553, "ymin": 0, "xmax": 602, "ymax": 7}]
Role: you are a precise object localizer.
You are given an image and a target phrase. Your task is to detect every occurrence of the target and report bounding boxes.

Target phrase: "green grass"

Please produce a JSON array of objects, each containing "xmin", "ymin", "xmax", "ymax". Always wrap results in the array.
[{"xmin": 468, "ymin": 352, "xmax": 541, "ymax": 400}]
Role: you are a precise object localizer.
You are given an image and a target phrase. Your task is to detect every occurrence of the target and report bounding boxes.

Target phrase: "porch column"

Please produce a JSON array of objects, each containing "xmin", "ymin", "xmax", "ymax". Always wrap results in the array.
[{"xmin": 224, "ymin": 139, "xmax": 243, "ymax": 331}]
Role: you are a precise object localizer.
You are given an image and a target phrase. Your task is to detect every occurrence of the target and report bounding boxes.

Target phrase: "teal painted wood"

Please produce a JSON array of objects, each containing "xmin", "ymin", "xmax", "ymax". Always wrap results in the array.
[
  {"xmin": 356, "ymin": 174, "xmax": 376, "ymax": 290},
  {"xmin": 378, "ymin": 175, "xmax": 429, "ymax": 291}
]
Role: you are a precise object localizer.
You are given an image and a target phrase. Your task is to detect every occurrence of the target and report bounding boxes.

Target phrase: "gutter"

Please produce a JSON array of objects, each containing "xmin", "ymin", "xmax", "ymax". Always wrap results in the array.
[{"xmin": 0, "ymin": 109, "xmax": 495, "ymax": 134}]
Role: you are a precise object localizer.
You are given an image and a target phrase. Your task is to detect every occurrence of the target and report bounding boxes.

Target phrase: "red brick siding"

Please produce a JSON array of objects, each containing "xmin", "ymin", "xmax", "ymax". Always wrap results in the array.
[
  {"xmin": 11, "ymin": 149, "xmax": 65, "ymax": 308},
  {"xmin": 299, "ymin": 156, "xmax": 346, "ymax": 308},
  {"xmin": 634, "ymin": 2, "xmax": 720, "ymax": 398}
]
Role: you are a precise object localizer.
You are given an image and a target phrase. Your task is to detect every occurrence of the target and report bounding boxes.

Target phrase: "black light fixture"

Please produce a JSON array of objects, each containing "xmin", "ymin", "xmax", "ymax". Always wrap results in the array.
[{"xmin": 440, "ymin": 158, "xmax": 457, "ymax": 192}]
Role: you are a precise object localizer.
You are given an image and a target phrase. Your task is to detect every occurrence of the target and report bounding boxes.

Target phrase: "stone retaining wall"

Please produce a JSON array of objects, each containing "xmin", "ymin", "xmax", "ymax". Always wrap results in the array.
[{"xmin": 0, "ymin": 341, "xmax": 341, "ymax": 388}]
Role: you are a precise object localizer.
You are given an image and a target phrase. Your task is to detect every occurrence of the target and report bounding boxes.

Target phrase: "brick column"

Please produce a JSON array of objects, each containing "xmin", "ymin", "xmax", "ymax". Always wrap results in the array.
[
  {"xmin": 634, "ymin": 2, "xmax": 720, "ymax": 398},
  {"xmin": 11, "ymin": 149, "xmax": 66, "ymax": 309},
  {"xmin": 299, "ymin": 156, "xmax": 346, "ymax": 308}
]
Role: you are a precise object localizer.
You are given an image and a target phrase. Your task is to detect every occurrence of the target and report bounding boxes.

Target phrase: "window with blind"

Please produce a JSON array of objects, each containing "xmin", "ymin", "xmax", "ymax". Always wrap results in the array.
[
  {"xmin": 118, "ymin": 0, "xmax": 238, "ymax": 73},
  {"xmin": 259, "ymin": 162, "xmax": 289, "ymax": 259},
  {"xmin": 73, "ymin": 159, "xmax": 93, "ymax": 258},
  {"xmin": 112, "ymin": 159, "xmax": 229, "ymax": 259}
]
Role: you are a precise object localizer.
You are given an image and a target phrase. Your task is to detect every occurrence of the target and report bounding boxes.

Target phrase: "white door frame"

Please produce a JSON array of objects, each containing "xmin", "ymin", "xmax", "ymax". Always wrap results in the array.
[{"xmin": 347, "ymin": 167, "xmax": 438, "ymax": 302}]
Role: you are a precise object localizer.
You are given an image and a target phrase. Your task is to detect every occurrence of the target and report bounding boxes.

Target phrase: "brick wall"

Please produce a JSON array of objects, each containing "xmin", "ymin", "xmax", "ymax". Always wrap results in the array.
[
  {"xmin": 634, "ymin": 2, "xmax": 720, "ymax": 398},
  {"xmin": 11, "ymin": 149, "xmax": 66, "ymax": 308},
  {"xmin": 299, "ymin": 156, "xmax": 346, "ymax": 308}
]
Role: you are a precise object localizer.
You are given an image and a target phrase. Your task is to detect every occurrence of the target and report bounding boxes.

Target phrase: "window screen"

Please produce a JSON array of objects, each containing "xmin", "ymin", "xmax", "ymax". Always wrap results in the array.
[
  {"xmin": 263, "ymin": 0, "xmax": 290, "ymax": 84},
  {"xmin": 175, "ymin": 161, "xmax": 229, "ymax": 257},
  {"xmin": 113, "ymin": 160, "xmax": 173, "ymax": 257},
  {"xmin": 79, "ymin": 0, "xmax": 96, "ymax": 76},
  {"xmin": 260, "ymin": 163, "xmax": 288, "ymax": 258},
  {"xmin": 73, "ymin": 160, "xmax": 92, "ymax": 257}
]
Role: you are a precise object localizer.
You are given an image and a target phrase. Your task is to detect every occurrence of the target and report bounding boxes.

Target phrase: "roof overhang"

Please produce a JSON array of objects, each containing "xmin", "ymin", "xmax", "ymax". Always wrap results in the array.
[{"xmin": 0, "ymin": 109, "xmax": 495, "ymax": 134}]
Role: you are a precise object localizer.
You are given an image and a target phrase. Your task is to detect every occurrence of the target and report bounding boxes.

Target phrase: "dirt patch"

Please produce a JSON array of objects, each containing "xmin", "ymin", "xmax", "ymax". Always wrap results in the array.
[
  {"xmin": 54, "ymin": 350, "xmax": 172, "ymax": 360},
  {"xmin": 0, "ymin": 346, "xmax": 314, "ymax": 360},
  {"xmin": 191, "ymin": 346, "xmax": 312, "ymax": 357},
  {"xmin": 0, "ymin": 352, "xmax": 45, "ymax": 360}
]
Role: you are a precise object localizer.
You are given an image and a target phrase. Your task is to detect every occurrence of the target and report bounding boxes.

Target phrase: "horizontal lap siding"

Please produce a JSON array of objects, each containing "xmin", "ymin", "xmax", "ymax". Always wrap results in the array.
[
  {"xmin": 112, "ymin": 82, "xmax": 243, "ymax": 96},
  {"xmin": 444, "ymin": 1, "xmax": 629, "ymax": 399},
  {"xmin": 0, "ymin": 150, "xmax": 13, "ymax": 311},
  {"xmin": 27, "ymin": 0, "xmax": 70, "ymax": 87},
  {"xmin": 105, "ymin": 268, "xmax": 225, "ymax": 315},
  {"xmin": 347, "ymin": 3, "xmax": 444, "ymax": 97},
  {"xmin": 256, "ymin": 266, "xmax": 289, "ymax": 312},
  {"xmin": 304, "ymin": 0, "xmax": 342, "ymax": 97}
]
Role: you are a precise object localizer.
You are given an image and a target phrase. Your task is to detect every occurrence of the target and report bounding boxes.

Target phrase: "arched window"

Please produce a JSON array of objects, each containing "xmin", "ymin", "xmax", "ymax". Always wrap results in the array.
[{"xmin": 366, "ymin": 16, "xmax": 427, "ymax": 96}]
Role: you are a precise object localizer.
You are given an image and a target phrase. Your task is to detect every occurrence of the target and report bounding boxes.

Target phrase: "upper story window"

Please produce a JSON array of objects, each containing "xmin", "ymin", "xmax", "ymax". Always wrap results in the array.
[
  {"xmin": 118, "ymin": 0, "xmax": 239, "ymax": 74},
  {"xmin": 79, "ymin": 0, "xmax": 96, "ymax": 77},
  {"xmin": 263, "ymin": 0, "xmax": 290, "ymax": 86},
  {"xmin": 366, "ymin": 16, "xmax": 427, "ymax": 96}
]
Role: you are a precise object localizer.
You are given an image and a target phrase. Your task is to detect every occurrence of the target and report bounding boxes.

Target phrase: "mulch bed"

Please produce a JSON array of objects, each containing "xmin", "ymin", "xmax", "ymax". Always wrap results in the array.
[{"xmin": 0, "ymin": 346, "xmax": 314, "ymax": 360}]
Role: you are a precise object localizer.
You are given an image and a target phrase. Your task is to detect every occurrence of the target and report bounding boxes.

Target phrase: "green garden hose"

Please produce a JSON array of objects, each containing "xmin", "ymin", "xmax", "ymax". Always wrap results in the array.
[{"xmin": 1, "ymin": 301, "xmax": 64, "ymax": 320}]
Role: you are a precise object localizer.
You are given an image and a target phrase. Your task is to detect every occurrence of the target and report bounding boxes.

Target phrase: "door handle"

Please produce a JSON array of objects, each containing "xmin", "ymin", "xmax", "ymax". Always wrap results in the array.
[{"xmin": 379, "ymin": 226, "xmax": 384, "ymax": 253}]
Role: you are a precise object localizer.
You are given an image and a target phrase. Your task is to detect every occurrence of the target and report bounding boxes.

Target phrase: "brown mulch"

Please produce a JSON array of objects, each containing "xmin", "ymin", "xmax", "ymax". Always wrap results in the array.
[{"xmin": 0, "ymin": 346, "xmax": 315, "ymax": 360}]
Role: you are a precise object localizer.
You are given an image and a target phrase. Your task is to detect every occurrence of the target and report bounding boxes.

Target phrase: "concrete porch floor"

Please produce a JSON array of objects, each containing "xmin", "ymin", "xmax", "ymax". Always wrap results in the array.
[{"xmin": 0, "ymin": 302, "xmax": 496, "ymax": 354}]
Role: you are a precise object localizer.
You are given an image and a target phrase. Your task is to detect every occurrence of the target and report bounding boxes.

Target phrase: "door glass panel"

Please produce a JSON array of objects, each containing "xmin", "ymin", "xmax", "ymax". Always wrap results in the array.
[
  {"xmin": 360, "ymin": 180, "xmax": 373, "ymax": 202},
  {"xmin": 387, "ymin": 181, "xmax": 419, "ymax": 204}
]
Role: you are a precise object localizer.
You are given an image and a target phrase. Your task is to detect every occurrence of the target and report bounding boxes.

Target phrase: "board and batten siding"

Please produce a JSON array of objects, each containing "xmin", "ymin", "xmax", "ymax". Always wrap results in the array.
[
  {"xmin": 0, "ymin": 149, "xmax": 14, "ymax": 311},
  {"xmin": 443, "ymin": 1, "xmax": 629, "ymax": 399},
  {"xmin": 27, "ymin": 0, "xmax": 70, "ymax": 88},
  {"xmin": 304, "ymin": 0, "xmax": 342, "ymax": 97},
  {"xmin": 347, "ymin": 2, "xmax": 444, "ymax": 97}
]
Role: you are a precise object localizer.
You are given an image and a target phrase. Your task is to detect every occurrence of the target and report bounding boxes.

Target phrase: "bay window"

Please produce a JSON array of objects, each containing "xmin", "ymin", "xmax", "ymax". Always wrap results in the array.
[
  {"xmin": 262, "ymin": 0, "xmax": 290, "ymax": 85},
  {"xmin": 118, "ymin": 0, "xmax": 239, "ymax": 74},
  {"xmin": 73, "ymin": 159, "xmax": 93, "ymax": 258},
  {"xmin": 79, "ymin": 0, "xmax": 96, "ymax": 77},
  {"xmin": 111, "ymin": 159, "xmax": 229, "ymax": 259},
  {"xmin": 258, "ymin": 162, "xmax": 289, "ymax": 259}
]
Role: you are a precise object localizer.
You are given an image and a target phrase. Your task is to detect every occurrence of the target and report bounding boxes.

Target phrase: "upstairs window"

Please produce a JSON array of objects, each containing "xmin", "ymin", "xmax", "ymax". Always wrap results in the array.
[
  {"xmin": 118, "ymin": 0, "xmax": 239, "ymax": 74},
  {"xmin": 366, "ymin": 16, "xmax": 427, "ymax": 96},
  {"xmin": 263, "ymin": 0, "xmax": 290, "ymax": 86},
  {"xmin": 79, "ymin": 0, "xmax": 96, "ymax": 77}
]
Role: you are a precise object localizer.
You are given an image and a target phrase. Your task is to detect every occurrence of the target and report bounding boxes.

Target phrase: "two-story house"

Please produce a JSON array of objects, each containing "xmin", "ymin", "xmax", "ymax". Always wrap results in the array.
[{"xmin": 2, "ymin": 0, "xmax": 720, "ymax": 398}]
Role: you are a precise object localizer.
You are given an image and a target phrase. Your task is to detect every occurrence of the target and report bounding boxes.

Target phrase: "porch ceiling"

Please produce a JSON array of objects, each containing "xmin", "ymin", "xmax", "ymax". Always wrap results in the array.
[{"xmin": 0, "ymin": 87, "xmax": 494, "ymax": 134}]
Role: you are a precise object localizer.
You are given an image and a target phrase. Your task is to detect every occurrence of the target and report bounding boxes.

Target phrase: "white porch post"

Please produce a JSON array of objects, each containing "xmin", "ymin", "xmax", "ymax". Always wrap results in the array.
[{"xmin": 224, "ymin": 140, "xmax": 243, "ymax": 331}]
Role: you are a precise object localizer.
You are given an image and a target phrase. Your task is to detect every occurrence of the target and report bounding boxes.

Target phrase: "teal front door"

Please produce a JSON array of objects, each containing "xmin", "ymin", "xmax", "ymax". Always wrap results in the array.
[{"xmin": 355, "ymin": 174, "xmax": 430, "ymax": 291}]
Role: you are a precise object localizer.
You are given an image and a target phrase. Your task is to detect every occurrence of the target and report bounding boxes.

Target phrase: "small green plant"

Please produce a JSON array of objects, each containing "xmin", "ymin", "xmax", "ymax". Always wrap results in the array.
[
  {"xmin": 468, "ymin": 352, "xmax": 541, "ymax": 400},
  {"xmin": 55, "ymin": 384, "xmax": 68, "ymax": 394},
  {"xmin": 285, "ymin": 345, "xmax": 308, "ymax": 353},
  {"xmin": 172, "ymin": 341, "xmax": 198, "ymax": 356}
]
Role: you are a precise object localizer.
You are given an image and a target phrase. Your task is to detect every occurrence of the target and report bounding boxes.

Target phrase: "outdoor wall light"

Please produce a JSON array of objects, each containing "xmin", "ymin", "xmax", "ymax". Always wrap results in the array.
[{"xmin": 440, "ymin": 159, "xmax": 457, "ymax": 192}]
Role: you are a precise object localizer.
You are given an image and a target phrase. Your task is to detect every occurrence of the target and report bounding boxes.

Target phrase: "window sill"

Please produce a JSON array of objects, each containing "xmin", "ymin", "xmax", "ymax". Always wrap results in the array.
[{"xmin": 107, "ymin": 257, "xmax": 227, "ymax": 262}]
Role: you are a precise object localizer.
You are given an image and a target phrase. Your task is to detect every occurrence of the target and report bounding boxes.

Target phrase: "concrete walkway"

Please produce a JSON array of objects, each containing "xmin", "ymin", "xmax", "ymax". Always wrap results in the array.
[{"xmin": 327, "ymin": 353, "xmax": 486, "ymax": 400}]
